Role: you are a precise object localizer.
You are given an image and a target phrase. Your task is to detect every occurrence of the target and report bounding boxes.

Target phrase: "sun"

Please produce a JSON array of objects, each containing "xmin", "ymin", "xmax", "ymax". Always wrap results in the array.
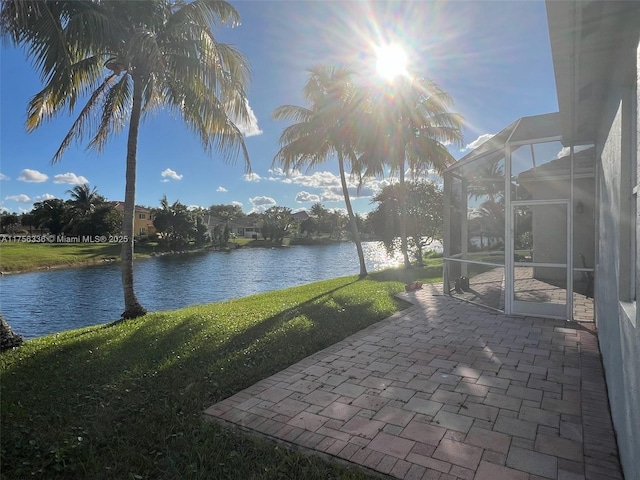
[{"xmin": 375, "ymin": 44, "xmax": 408, "ymax": 81}]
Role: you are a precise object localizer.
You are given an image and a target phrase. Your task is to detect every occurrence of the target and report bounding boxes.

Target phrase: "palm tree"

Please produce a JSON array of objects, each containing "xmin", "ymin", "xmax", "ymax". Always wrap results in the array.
[
  {"xmin": 66, "ymin": 183, "xmax": 104, "ymax": 232},
  {"xmin": 2, "ymin": 0, "xmax": 252, "ymax": 318},
  {"xmin": 357, "ymin": 76, "xmax": 463, "ymax": 268},
  {"xmin": 273, "ymin": 65, "xmax": 367, "ymax": 278},
  {"xmin": 67, "ymin": 183, "xmax": 102, "ymax": 215}
]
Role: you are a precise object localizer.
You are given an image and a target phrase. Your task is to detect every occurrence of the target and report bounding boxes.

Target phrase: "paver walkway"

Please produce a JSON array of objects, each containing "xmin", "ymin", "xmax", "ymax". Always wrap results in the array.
[
  {"xmin": 204, "ymin": 284, "xmax": 622, "ymax": 480},
  {"xmin": 448, "ymin": 267, "xmax": 594, "ymax": 321}
]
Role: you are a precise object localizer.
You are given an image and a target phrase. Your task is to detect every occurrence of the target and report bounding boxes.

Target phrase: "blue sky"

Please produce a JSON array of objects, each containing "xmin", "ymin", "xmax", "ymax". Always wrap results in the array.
[{"xmin": 0, "ymin": 0, "xmax": 558, "ymax": 216}]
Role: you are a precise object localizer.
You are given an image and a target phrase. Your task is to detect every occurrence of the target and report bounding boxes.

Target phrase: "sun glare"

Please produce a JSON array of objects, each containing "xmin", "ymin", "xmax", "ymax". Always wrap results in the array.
[{"xmin": 375, "ymin": 44, "xmax": 408, "ymax": 81}]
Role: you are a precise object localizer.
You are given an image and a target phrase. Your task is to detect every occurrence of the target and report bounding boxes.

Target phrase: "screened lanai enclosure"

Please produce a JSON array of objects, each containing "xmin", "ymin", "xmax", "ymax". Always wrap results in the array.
[{"xmin": 443, "ymin": 113, "xmax": 595, "ymax": 321}]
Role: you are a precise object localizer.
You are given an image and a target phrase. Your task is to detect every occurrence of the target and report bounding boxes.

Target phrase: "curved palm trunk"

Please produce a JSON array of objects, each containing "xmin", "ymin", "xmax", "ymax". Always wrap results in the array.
[
  {"xmin": 399, "ymin": 163, "xmax": 411, "ymax": 269},
  {"xmin": 338, "ymin": 153, "xmax": 367, "ymax": 278},
  {"xmin": 121, "ymin": 75, "xmax": 147, "ymax": 319}
]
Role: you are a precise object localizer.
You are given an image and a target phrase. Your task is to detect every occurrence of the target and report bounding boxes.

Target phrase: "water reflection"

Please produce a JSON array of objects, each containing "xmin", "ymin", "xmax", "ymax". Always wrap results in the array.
[{"xmin": 1, "ymin": 242, "xmax": 403, "ymax": 338}]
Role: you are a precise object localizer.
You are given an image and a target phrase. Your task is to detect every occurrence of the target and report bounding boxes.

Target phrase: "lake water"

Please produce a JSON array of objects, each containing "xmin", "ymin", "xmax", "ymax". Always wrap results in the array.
[{"xmin": 0, "ymin": 242, "xmax": 404, "ymax": 339}]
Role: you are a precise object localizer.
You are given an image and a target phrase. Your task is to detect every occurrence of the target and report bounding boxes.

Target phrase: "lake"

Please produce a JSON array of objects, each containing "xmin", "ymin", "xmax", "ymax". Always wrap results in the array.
[{"xmin": 1, "ymin": 242, "xmax": 405, "ymax": 339}]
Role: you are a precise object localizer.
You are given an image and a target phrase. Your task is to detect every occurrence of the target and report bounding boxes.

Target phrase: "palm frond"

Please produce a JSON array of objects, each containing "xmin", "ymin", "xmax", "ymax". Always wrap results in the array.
[
  {"xmin": 51, "ymin": 73, "xmax": 117, "ymax": 163},
  {"xmin": 87, "ymin": 74, "xmax": 132, "ymax": 154}
]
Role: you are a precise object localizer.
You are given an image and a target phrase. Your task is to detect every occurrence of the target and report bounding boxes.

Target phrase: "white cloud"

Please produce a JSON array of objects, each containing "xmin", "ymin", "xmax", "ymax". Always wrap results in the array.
[
  {"xmin": 234, "ymin": 100, "xmax": 263, "ymax": 137},
  {"xmin": 216, "ymin": 186, "xmax": 228, "ymax": 192},
  {"xmin": 0, "ymin": 206, "xmax": 7, "ymax": 213},
  {"xmin": 321, "ymin": 189, "xmax": 343, "ymax": 202},
  {"xmin": 243, "ymin": 172, "xmax": 261, "ymax": 182},
  {"xmin": 462, "ymin": 133, "xmax": 495, "ymax": 152},
  {"xmin": 53, "ymin": 172, "xmax": 89, "ymax": 184},
  {"xmin": 5, "ymin": 194, "xmax": 31, "ymax": 203},
  {"xmin": 0, "ymin": 172, "xmax": 9, "ymax": 181},
  {"xmin": 231, "ymin": 201, "xmax": 243, "ymax": 207},
  {"xmin": 18, "ymin": 169, "xmax": 49, "ymax": 183},
  {"xmin": 295, "ymin": 191, "xmax": 320, "ymax": 203},
  {"xmin": 161, "ymin": 168, "xmax": 183, "ymax": 181},
  {"xmin": 268, "ymin": 168, "xmax": 391, "ymax": 203},
  {"xmin": 34, "ymin": 193, "xmax": 56, "ymax": 202},
  {"xmin": 556, "ymin": 144, "xmax": 592, "ymax": 159},
  {"xmin": 187, "ymin": 205, "xmax": 204, "ymax": 211},
  {"xmin": 249, "ymin": 196, "xmax": 276, "ymax": 213}
]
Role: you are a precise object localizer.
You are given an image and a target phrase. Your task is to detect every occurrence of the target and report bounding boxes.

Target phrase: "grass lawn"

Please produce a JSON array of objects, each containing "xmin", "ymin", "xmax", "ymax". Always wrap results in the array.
[
  {"xmin": 1, "ymin": 268, "xmax": 441, "ymax": 480},
  {"xmin": 0, "ymin": 242, "xmax": 159, "ymax": 272}
]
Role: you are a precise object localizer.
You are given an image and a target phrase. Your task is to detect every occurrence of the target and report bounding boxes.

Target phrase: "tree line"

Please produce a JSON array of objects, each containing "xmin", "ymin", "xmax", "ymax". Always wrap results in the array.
[
  {"xmin": 2, "ymin": 182, "xmax": 444, "ymax": 265},
  {"xmin": 1, "ymin": 0, "xmax": 460, "ymax": 319}
]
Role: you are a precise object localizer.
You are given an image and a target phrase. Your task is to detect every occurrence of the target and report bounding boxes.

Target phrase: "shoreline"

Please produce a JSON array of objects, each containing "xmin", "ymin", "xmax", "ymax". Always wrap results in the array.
[{"xmin": 0, "ymin": 238, "xmax": 359, "ymax": 275}]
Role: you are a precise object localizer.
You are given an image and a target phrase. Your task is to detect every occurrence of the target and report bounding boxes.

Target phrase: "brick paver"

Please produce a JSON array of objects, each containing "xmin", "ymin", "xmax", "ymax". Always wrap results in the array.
[{"xmin": 204, "ymin": 284, "xmax": 622, "ymax": 479}]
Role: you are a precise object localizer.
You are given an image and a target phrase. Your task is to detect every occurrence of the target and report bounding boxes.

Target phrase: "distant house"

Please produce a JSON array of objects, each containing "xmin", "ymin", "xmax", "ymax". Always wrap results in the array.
[
  {"xmin": 203, "ymin": 214, "xmax": 263, "ymax": 240},
  {"xmin": 291, "ymin": 210, "xmax": 310, "ymax": 223},
  {"xmin": 111, "ymin": 202, "xmax": 156, "ymax": 238},
  {"xmin": 443, "ymin": 2, "xmax": 639, "ymax": 477}
]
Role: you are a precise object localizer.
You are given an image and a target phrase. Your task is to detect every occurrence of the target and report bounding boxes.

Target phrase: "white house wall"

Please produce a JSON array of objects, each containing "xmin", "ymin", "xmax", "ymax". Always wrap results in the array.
[{"xmin": 594, "ymin": 32, "xmax": 640, "ymax": 479}]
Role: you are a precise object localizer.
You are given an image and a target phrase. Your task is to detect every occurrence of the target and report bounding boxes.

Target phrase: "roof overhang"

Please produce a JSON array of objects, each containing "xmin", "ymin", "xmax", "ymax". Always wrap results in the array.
[{"xmin": 546, "ymin": 0, "xmax": 640, "ymax": 145}]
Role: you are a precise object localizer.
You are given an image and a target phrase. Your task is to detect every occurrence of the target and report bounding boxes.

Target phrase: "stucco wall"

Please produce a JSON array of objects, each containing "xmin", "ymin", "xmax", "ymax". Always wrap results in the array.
[{"xmin": 594, "ymin": 33, "xmax": 640, "ymax": 480}]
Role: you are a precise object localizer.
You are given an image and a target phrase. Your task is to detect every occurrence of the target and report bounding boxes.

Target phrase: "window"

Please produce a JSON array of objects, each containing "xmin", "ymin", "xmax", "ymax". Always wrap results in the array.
[{"xmin": 139, "ymin": 213, "xmax": 146, "ymax": 220}]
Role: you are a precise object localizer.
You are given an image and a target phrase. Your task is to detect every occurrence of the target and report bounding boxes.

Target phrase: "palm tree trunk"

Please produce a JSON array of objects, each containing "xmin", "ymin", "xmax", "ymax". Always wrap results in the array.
[
  {"xmin": 120, "ymin": 75, "xmax": 147, "ymax": 319},
  {"xmin": 399, "ymin": 164, "xmax": 411, "ymax": 269},
  {"xmin": 338, "ymin": 153, "xmax": 367, "ymax": 278}
]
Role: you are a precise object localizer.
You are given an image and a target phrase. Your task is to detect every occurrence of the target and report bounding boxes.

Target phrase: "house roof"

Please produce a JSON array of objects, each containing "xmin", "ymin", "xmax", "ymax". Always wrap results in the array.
[
  {"xmin": 203, "ymin": 214, "xmax": 263, "ymax": 229},
  {"xmin": 292, "ymin": 211, "xmax": 310, "ymax": 222},
  {"xmin": 546, "ymin": 0, "xmax": 640, "ymax": 144}
]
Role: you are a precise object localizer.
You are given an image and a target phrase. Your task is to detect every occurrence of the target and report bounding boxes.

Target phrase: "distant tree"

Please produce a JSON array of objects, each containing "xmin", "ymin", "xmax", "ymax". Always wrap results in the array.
[
  {"xmin": 153, "ymin": 196, "xmax": 196, "ymax": 250},
  {"xmin": 72, "ymin": 204, "xmax": 123, "ymax": 237},
  {"xmin": 310, "ymin": 202, "xmax": 327, "ymax": 217},
  {"xmin": 20, "ymin": 212, "xmax": 38, "ymax": 235},
  {"xmin": 208, "ymin": 204, "xmax": 245, "ymax": 222},
  {"xmin": 67, "ymin": 184, "xmax": 104, "ymax": 216},
  {"xmin": 193, "ymin": 214, "xmax": 209, "ymax": 246},
  {"xmin": 208, "ymin": 204, "xmax": 243, "ymax": 245},
  {"xmin": 327, "ymin": 210, "xmax": 347, "ymax": 240},
  {"xmin": 369, "ymin": 181, "xmax": 444, "ymax": 266},
  {"xmin": 31, "ymin": 199, "xmax": 67, "ymax": 235},
  {"xmin": 66, "ymin": 184, "xmax": 107, "ymax": 234},
  {"xmin": 261, "ymin": 206, "xmax": 292, "ymax": 244},
  {"xmin": 1, "ymin": 213, "xmax": 20, "ymax": 234},
  {"xmin": 300, "ymin": 216, "xmax": 319, "ymax": 237}
]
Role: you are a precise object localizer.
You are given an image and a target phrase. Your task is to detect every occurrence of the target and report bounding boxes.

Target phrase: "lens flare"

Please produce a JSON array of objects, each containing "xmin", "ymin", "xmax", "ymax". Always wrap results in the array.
[{"xmin": 375, "ymin": 44, "xmax": 408, "ymax": 81}]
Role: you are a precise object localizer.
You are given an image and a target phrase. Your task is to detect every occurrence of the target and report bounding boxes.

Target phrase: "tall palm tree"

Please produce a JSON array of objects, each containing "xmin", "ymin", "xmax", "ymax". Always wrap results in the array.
[
  {"xmin": 66, "ymin": 183, "xmax": 103, "ymax": 232},
  {"xmin": 273, "ymin": 65, "xmax": 368, "ymax": 278},
  {"xmin": 67, "ymin": 184, "xmax": 102, "ymax": 215},
  {"xmin": 2, "ymin": 0, "xmax": 252, "ymax": 318},
  {"xmin": 357, "ymin": 76, "xmax": 463, "ymax": 268}
]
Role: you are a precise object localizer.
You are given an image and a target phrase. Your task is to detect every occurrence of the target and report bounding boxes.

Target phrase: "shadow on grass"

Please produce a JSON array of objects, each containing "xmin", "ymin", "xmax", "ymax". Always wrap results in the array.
[{"xmin": 1, "ymin": 275, "xmax": 409, "ymax": 479}]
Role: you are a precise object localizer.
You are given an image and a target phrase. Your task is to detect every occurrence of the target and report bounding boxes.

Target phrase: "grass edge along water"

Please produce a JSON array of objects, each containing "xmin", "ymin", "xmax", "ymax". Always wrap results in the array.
[{"xmin": 1, "ymin": 267, "xmax": 441, "ymax": 479}]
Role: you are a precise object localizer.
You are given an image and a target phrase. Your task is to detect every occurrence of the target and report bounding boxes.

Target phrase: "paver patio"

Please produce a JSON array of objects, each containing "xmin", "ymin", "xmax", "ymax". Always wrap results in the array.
[{"xmin": 204, "ymin": 284, "xmax": 622, "ymax": 479}]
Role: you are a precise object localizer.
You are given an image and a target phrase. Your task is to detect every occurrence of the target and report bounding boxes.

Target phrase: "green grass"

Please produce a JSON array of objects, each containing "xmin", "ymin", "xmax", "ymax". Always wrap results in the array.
[
  {"xmin": 1, "ymin": 268, "xmax": 441, "ymax": 480},
  {"xmin": 0, "ymin": 243, "xmax": 157, "ymax": 272}
]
